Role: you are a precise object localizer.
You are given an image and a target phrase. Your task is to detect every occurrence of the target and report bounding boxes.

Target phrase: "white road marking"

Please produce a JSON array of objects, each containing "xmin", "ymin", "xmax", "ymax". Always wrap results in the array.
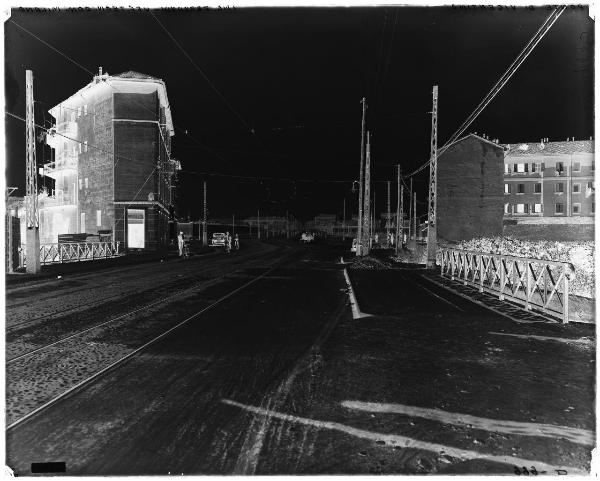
[
  {"xmin": 341, "ymin": 401, "xmax": 594, "ymax": 446},
  {"xmin": 343, "ymin": 268, "xmax": 371, "ymax": 319},
  {"xmin": 222, "ymin": 399, "xmax": 586, "ymax": 475},
  {"xmin": 490, "ymin": 331, "xmax": 594, "ymax": 346}
]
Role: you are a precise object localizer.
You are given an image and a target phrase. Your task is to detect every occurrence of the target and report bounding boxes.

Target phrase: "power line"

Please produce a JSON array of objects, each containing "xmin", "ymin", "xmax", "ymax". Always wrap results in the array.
[
  {"xmin": 404, "ymin": 6, "xmax": 566, "ymax": 179},
  {"xmin": 8, "ymin": 18, "xmax": 236, "ymax": 170},
  {"xmin": 149, "ymin": 10, "xmax": 260, "ymax": 145}
]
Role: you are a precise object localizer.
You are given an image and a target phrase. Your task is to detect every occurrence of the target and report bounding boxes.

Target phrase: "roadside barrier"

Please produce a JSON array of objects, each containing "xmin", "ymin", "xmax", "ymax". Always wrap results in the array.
[
  {"xmin": 439, "ymin": 248, "xmax": 575, "ymax": 323},
  {"xmin": 20, "ymin": 241, "xmax": 122, "ymax": 267}
]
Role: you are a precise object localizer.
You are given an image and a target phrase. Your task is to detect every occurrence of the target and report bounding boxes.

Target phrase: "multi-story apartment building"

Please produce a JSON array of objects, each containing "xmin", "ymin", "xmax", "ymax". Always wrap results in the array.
[
  {"xmin": 42, "ymin": 68, "xmax": 179, "ymax": 250},
  {"xmin": 503, "ymin": 139, "xmax": 594, "ymax": 218}
]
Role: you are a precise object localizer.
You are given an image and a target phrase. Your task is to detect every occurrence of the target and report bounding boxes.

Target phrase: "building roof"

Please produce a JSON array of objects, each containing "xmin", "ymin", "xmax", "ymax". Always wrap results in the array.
[
  {"xmin": 441, "ymin": 133, "xmax": 504, "ymax": 154},
  {"xmin": 502, "ymin": 140, "xmax": 594, "ymax": 157},
  {"xmin": 113, "ymin": 71, "xmax": 161, "ymax": 81}
]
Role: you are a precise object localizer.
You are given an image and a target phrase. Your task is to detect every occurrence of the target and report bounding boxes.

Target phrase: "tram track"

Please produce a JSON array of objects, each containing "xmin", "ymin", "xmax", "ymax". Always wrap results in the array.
[
  {"xmin": 6, "ymin": 245, "xmax": 279, "ymax": 332},
  {"xmin": 6, "ymin": 245, "xmax": 296, "ymax": 430}
]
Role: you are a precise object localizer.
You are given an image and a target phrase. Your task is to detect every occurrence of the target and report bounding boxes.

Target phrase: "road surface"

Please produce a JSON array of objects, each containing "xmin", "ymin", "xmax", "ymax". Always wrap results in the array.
[{"xmin": 5, "ymin": 241, "xmax": 595, "ymax": 475}]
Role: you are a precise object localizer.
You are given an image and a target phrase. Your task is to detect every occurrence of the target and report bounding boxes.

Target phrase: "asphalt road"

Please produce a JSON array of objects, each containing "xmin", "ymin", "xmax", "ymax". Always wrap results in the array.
[{"xmin": 5, "ymin": 241, "xmax": 595, "ymax": 475}]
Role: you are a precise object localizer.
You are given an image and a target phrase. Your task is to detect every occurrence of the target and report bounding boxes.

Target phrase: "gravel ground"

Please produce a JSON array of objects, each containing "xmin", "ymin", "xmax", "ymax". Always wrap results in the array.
[{"xmin": 6, "ymin": 242, "xmax": 284, "ymax": 426}]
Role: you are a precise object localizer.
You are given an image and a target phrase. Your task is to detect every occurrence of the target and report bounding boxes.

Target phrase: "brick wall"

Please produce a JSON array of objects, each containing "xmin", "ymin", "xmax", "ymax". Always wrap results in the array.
[
  {"xmin": 77, "ymin": 91, "xmax": 115, "ymax": 236},
  {"xmin": 503, "ymin": 222, "xmax": 594, "ymax": 241},
  {"xmin": 437, "ymin": 135, "xmax": 504, "ymax": 241}
]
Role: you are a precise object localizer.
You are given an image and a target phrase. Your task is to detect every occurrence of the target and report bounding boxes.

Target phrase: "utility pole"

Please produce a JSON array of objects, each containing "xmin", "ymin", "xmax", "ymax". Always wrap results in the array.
[
  {"xmin": 6, "ymin": 187, "xmax": 18, "ymax": 273},
  {"xmin": 426, "ymin": 85, "xmax": 439, "ymax": 269},
  {"xmin": 396, "ymin": 165, "xmax": 401, "ymax": 254},
  {"xmin": 25, "ymin": 70, "xmax": 40, "ymax": 274},
  {"xmin": 408, "ymin": 177, "xmax": 414, "ymax": 249},
  {"xmin": 257, "ymin": 209, "xmax": 261, "ymax": 239},
  {"xmin": 362, "ymin": 131, "xmax": 371, "ymax": 255},
  {"xmin": 286, "ymin": 210, "xmax": 290, "ymax": 239},
  {"xmin": 412, "ymin": 192, "xmax": 417, "ymax": 247},
  {"xmin": 357, "ymin": 98, "xmax": 367, "ymax": 256},
  {"xmin": 342, "ymin": 198, "xmax": 346, "ymax": 241},
  {"xmin": 202, "ymin": 181, "xmax": 208, "ymax": 246},
  {"xmin": 232, "ymin": 213, "xmax": 235, "ymax": 236},
  {"xmin": 386, "ymin": 180, "xmax": 391, "ymax": 247}
]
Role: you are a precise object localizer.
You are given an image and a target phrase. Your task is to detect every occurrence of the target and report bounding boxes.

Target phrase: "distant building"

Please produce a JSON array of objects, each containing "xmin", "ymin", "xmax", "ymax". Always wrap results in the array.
[
  {"xmin": 42, "ymin": 68, "xmax": 180, "ymax": 250},
  {"xmin": 437, "ymin": 133, "xmax": 505, "ymax": 241},
  {"xmin": 502, "ymin": 139, "xmax": 594, "ymax": 218}
]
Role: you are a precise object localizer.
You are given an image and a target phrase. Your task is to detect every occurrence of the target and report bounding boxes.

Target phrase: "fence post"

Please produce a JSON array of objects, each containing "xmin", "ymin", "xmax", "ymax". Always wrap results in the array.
[
  {"xmin": 479, "ymin": 255, "xmax": 484, "ymax": 292},
  {"xmin": 499, "ymin": 258, "xmax": 505, "ymax": 300},
  {"xmin": 563, "ymin": 267, "xmax": 570, "ymax": 324},
  {"xmin": 525, "ymin": 260, "xmax": 531, "ymax": 309}
]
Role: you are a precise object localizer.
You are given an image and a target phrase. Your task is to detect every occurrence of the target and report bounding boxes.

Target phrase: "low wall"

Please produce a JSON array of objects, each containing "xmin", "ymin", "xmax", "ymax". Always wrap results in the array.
[{"xmin": 503, "ymin": 220, "xmax": 594, "ymax": 241}]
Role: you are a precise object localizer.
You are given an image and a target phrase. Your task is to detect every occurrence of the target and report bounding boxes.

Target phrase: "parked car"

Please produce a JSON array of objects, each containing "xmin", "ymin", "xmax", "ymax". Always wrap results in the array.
[
  {"xmin": 300, "ymin": 232, "xmax": 314, "ymax": 243},
  {"xmin": 211, "ymin": 232, "xmax": 227, "ymax": 248}
]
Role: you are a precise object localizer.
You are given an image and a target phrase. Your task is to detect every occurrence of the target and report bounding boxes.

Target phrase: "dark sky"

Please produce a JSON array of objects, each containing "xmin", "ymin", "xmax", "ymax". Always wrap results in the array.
[{"xmin": 4, "ymin": 6, "xmax": 594, "ymax": 221}]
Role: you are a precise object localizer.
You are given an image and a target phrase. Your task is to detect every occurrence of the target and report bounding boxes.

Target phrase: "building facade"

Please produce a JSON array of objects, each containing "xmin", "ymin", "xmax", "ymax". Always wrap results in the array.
[
  {"xmin": 503, "ymin": 139, "xmax": 594, "ymax": 218},
  {"xmin": 437, "ymin": 134, "xmax": 505, "ymax": 241},
  {"xmin": 43, "ymin": 68, "xmax": 179, "ymax": 250}
]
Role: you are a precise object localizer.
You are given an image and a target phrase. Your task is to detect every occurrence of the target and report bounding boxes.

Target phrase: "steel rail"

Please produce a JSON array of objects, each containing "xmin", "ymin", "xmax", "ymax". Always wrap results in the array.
[{"xmin": 6, "ymin": 247, "xmax": 294, "ymax": 431}]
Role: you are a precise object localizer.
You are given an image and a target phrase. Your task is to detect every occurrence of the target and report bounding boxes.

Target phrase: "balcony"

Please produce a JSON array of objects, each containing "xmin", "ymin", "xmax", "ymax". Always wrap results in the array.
[
  {"xmin": 39, "ymin": 189, "xmax": 77, "ymax": 209},
  {"xmin": 43, "ymin": 159, "xmax": 77, "ymax": 179}
]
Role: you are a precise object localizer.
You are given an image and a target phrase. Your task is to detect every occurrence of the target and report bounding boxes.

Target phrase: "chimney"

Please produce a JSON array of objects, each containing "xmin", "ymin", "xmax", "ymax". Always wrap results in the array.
[{"xmin": 99, "ymin": 66, "xmax": 103, "ymax": 76}]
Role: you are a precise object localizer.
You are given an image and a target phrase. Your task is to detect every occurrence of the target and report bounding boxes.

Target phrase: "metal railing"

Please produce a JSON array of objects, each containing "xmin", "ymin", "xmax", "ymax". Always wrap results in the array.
[
  {"xmin": 19, "ymin": 242, "xmax": 122, "ymax": 267},
  {"xmin": 439, "ymin": 248, "xmax": 575, "ymax": 323}
]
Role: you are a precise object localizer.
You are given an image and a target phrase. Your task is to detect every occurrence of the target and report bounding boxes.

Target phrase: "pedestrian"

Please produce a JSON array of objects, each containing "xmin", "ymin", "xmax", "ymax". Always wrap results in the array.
[
  {"xmin": 234, "ymin": 233, "xmax": 240, "ymax": 250},
  {"xmin": 225, "ymin": 231, "xmax": 232, "ymax": 254},
  {"xmin": 178, "ymin": 231, "xmax": 185, "ymax": 257}
]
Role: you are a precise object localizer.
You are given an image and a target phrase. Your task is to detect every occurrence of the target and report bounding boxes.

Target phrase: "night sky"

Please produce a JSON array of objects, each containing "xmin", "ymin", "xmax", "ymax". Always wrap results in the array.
[{"xmin": 4, "ymin": 6, "xmax": 594, "ymax": 222}]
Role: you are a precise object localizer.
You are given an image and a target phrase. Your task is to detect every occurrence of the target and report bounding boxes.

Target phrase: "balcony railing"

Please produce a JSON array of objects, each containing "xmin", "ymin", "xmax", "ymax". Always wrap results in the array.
[
  {"xmin": 439, "ymin": 248, "xmax": 575, "ymax": 323},
  {"xmin": 19, "ymin": 242, "xmax": 122, "ymax": 267}
]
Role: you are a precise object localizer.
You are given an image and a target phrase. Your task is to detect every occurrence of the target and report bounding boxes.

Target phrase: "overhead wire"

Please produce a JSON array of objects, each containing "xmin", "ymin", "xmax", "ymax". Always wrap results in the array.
[
  {"xmin": 148, "ymin": 10, "xmax": 261, "ymax": 145},
  {"xmin": 403, "ymin": 6, "xmax": 566, "ymax": 180}
]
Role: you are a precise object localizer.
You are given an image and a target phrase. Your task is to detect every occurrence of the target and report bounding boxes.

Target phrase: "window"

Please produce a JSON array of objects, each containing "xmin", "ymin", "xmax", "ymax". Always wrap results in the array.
[
  {"xmin": 515, "ymin": 163, "xmax": 527, "ymax": 173},
  {"xmin": 504, "ymin": 183, "xmax": 511, "ymax": 194},
  {"xmin": 77, "ymin": 107, "xmax": 81, "ymax": 117},
  {"xmin": 96, "ymin": 210, "xmax": 102, "ymax": 226},
  {"xmin": 531, "ymin": 163, "xmax": 537, "ymax": 173},
  {"xmin": 71, "ymin": 112, "xmax": 76, "ymax": 122},
  {"xmin": 556, "ymin": 162, "xmax": 564, "ymax": 173},
  {"xmin": 517, "ymin": 184, "xmax": 525, "ymax": 194},
  {"xmin": 504, "ymin": 164, "xmax": 510, "ymax": 174},
  {"xmin": 504, "ymin": 203, "xmax": 510, "ymax": 214},
  {"xmin": 532, "ymin": 203, "xmax": 542, "ymax": 213},
  {"xmin": 78, "ymin": 179, "xmax": 82, "ymax": 190},
  {"xmin": 592, "ymin": 161, "xmax": 595, "ymax": 171},
  {"xmin": 84, "ymin": 104, "xmax": 88, "ymax": 115},
  {"xmin": 555, "ymin": 203, "xmax": 564, "ymax": 214},
  {"xmin": 84, "ymin": 178, "xmax": 89, "ymax": 189},
  {"xmin": 587, "ymin": 181, "xmax": 595, "ymax": 191},
  {"xmin": 515, "ymin": 204, "xmax": 525, "ymax": 214},
  {"xmin": 556, "ymin": 183, "xmax": 564, "ymax": 193},
  {"xmin": 79, "ymin": 143, "xmax": 82, "ymax": 154},
  {"xmin": 573, "ymin": 162, "xmax": 581, "ymax": 172},
  {"xmin": 80, "ymin": 212, "xmax": 86, "ymax": 232},
  {"xmin": 573, "ymin": 183, "xmax": 580, "ymax": 193},
  {"xmin": 572, "ymin": 203, "xmax": 581, "ymax": 214},
  {"xmin": 534, "ymin": 183, "xmax": 542, "ymax": 194},
  {"xmin": 84, "ymin": 141, "xmax": 88, "ymax": 153}
]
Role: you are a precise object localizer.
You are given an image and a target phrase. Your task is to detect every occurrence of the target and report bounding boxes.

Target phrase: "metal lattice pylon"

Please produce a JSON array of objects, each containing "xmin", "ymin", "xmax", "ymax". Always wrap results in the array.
[
  {"xmin": 25, "ymin": 70, "xmax": 38, "ymax": 229},
  {"xmin": 426, "ymin": 85, "xmax": 438, "ymax": 268}
]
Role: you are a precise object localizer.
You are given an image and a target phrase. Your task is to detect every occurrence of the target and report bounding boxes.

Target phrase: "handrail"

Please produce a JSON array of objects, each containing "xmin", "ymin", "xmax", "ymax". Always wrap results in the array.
[
  {"xmin": 439, "ymin": 247, "xmax": 575, "ymax": 323},
  {"xmin": 19, "ymin": 241, "xmax": 122, "ymax": 268}
]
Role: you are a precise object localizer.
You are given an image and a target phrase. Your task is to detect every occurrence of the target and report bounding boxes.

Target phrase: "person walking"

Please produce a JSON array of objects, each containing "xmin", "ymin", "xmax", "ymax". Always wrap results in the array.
[
  {"xmin": 225, "ymin": 231, "xmax": 232, "ymax": 254},
  {"xmin": 234, "ymin": 233, "xmax": 240, "ymax": 251},
  {"xmin": 177, "ymin": 231, "xmax": 185, "ymax": 257}
]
